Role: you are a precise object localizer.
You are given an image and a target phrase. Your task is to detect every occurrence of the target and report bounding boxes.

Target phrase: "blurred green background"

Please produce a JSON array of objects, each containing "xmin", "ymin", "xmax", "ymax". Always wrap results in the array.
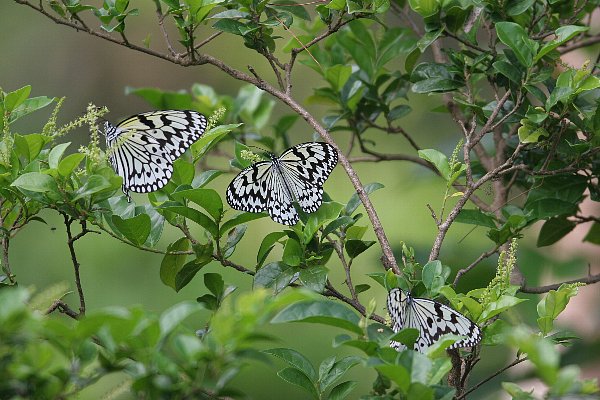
[{"xmin": 2, "ymin": 2, "xmax": 599, "ymax": 398}]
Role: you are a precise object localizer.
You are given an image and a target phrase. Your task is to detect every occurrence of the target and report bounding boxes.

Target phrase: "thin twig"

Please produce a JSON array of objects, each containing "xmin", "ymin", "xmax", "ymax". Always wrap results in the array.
[
  {"xmin": 453, "ymin": 246, "xmax": 500, "ymax": 287},
  {"xmin": 520, "ymin": 272, "xmax": 600, "ymax": 294},
  {"xmin": 457, "ymin": 357, "xmax": 528, "ymax": 400}
]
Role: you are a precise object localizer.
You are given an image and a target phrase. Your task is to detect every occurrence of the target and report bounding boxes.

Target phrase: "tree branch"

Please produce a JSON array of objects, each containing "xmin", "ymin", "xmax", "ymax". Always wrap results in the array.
[
  {"xmin": 519, "ymin": 272, "xmax": 600, "ymax": 294},
  {"xmin": 457, "ymin": 357, "xmax": 528, "ymax": 400}
]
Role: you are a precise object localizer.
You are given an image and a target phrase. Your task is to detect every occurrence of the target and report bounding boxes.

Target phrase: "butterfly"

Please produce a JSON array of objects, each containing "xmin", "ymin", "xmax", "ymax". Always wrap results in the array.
[
  {"xmin": 226, "ymin": 142, "xmax": 338, "ymax": 225},
  {"xmin": 387, "ymin": 288, "xmax": 481, "ymax": 353},
  {"xmin": 104, "ymin": 110, "xmax": 207, "ymax": 201}
]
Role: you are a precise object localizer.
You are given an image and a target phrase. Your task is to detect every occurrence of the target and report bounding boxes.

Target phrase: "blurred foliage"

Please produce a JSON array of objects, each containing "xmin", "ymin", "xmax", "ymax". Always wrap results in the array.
[{"xmin": 3, "ymin": 0, "xmax": 600, "ymax": 398}]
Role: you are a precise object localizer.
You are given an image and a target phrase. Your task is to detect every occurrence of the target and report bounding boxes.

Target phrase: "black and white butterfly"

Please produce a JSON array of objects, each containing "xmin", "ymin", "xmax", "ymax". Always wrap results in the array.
[
  {"xmin": 387, "ymin": 288, "xmax": 481, "ymax": 353},
  {"xmin": 104, "ymin": 110, "xmax": 207, "ymax": 201},
  {"xmin": 226, "ymin": 142, "xmax": 338, "ymax": 225}
]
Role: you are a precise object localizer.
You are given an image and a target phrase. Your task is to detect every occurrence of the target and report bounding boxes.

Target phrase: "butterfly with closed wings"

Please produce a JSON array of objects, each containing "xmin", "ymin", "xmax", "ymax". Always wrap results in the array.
[
  {"xmin": 226, "ymin": 142, "xmax": 338, "ymax": 225},
  {"xmin": 387, "ymin": 288, "xmax": 482, "ymax": 353},
  {"xmin": 104, "ymin": 110, "xmax": 207, "ymax": 201}
]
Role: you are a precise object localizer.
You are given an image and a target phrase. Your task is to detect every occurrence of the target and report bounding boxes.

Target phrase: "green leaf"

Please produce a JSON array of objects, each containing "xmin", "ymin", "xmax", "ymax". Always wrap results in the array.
[
  {"xmin": 112, "ymin": 214, "xmax": 151, "ymax": 246},
  {"xmin": 537, "ymin": 283, "xmax": 581, "ymax": 335},
  {"xmin": 422, "ymin": 260, "xmax": 444, "ymax": 295},
  {"xmin": 493, "ymin": 60, "xmax": 523, "ymax": 83},
  {"xmin": 8, "ymin": 96, "xmax": 54, "ymax": 123},
  {"xmin": 58, "ymin": 153, "xmax": 86, "ymax": 177},
  {"xmin": 411, "ymin": 63, "xmax": 462, "ymax": 93},
  {"xmin": 160, "ymin": 237, "xmax": 191, "ymax": 291},
  {"xmin": 159, "ymin": 301, "xmax": 203, "ymax": 339},
  {"xmin": 158, "ymin": 203, "xmax": 218, "ymax": 237},
  {"xmin": 263, "ymin": 348, "xmax": 317, "ymax": 382},
  {"xmin": 298, "ymin": 266, "xmax": 328, "ymax": 292},
  {"xmin": 322, "ymin": 216, "xmax": 355, "ymax": 238},
  {"xmin": 390, "ymin": 328, "xmax": 419, "ymax": 349},
  {"xmin": 407, "ymin": 0, "xmax": 440, "ymax": 17},
  {"xmin": 4, "ymin": 85, "xmax": 31, "ymax": 112},
  {"xmin": 173, "ymin": 242, "xmax": 214, "ymax": 291},
  {"xmin": 535, "ymin": 25, "xmax": 588, "ymax": 62},
  {"xmin": 11, "ymin": 172, "xmax": 58, "ymax": 193},
  {"xmin": 304, "ymin": 202, "xmax": 345, "ymax": 242},
  {"xmin": 479, "ymin": 295, "xmax": 527, "ymax": 322},
  {"xmin": 320, "ymin": 356, "xmax": 361, "ymax": 390},
  {"xmin": 254, "ymin": 262, "xmax": 298, "ymax": 294},
  {"xmin": 455, "ymin": 209, "xmax": 497, "ymax": 228},
  {"xmin": 537, "ymin": 217, "xmax": 576, "ymax": 247},
  {"xmin": 583, "ymin": 222, "xmax": 600, "ymax": 245},
  {"xmin": 502, "ymin": 382, "xmax": 535, "ymax": 400},
  {"xmin": 191, "ymin": 124, "xmax": 241, "ymax": 162},
  {"xmin": 418, "ymin": 149, "xmax": 450, "ymax": 180},
  {"xmin": 277, "ymin": 367, "xmax": 319, "ymax": 399},
  {"xmin": 192, "ymin": 170, "xmax": 223, "ymax": 188},
  {"xmin": 283, "ymin": 238, "xmax": 302, "ymax": 267},
  {"xmin": 345, "ymin": 182, "xmax": 384, "ymax": 215},
  {"xmin": 204, "ymin": 272, "xmax": 225, "ymax": 298},
  {"xmin": 518, "ymin": 120, "xmax": 549, "ymax": 143},
  {"xmin": 328, "ymin": 381, "xmax": 357, "ymax": 400},
  {"xmin": 495, "ymin": 22, "xmax": 537, "ymax": 67},
  {"xmin": 325, "ymin": 65, "xmax": 352, "ymax": 91},
  {"xmin": 48, "ymin": 142, "xmax": 71, "ymax": 169},
  {"xmin": 73, "ymin": 175, "xmax": 114, "ymax": 200},
  {"xmin": 220, "ymin": 212, "xmax": 267, "ymax": 236},
  {"xmin": 271, "ymin": 300, "xmax": 362, "ymax": 334},
  {"xmin": 257, "ymin": 231, "xmax": 287, "ymax": 267},
  {"xmin": 506, "ymin": 0, "xmax": 534, "ymax": 16},
  {"xmin": 171, "ymin": 188, "xmax": 223, "ymax": 221},
  {"xmin": 525, "ymin": 199, "xmax": 578, "ymax": 219},
  {"xmin": 345, "ymin": 239, "xmax": 375, "ymax": 259}
]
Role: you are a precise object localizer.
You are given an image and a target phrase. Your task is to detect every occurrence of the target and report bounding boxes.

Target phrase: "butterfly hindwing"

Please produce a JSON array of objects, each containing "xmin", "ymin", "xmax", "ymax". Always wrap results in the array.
[
  {"xmin": 226, "ymin": 142, "xmax": 338, "ymax": 225},
  {"xmin": 105, "ymin": 110, "xmax": 207, "ymax": 199},
  {"xmin": 387, "ymin": 288, "xmax": 481, "ymax": 353}
]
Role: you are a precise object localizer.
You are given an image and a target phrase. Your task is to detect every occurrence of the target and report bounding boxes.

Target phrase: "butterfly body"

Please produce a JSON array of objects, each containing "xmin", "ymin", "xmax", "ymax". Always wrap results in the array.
[
  {"xmin": 104, "ymin": 110, "xmax": 207, "ymax": 201},
  {"xmin": 226, "ymin": 142, "xmax": 338, "ymax": 225},
  {"xmin": 387, "ymin": 288, "xmax": 481, "ymax": 353}
]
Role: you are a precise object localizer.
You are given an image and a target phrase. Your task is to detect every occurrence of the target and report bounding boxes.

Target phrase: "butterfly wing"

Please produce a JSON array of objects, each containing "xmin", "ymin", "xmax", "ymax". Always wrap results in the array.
[
  {"xmin": 387, "ymin": 288, "xmax": 482, "ymax": 353},
  {"xmin": 277, "ymin": 142, "xmax": 338, "ymax": 213},
  {"xmin": 387, "ymin": 288, "xmax": 409, "ymax": 351},
  {"xmin": 226, "ymin": 160, "xmax": 299, "ymax": 226},
  {"xmin": 108, "ymin": 110, "xmax": 207, "ymax": 196},
  {"xmin": 109, "ymin": 131, "xmax": 174, "ymax": 194},
  {"xmin": 115, "ymin": 110, "xmax": 207, "ymax": 161}
]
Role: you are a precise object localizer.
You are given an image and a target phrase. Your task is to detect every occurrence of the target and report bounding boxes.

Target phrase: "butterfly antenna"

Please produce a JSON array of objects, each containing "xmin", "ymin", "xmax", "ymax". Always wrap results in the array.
[
  {"xmin": 457, "ymin": 181, "xmax": 544, "ymax": 244},
  {"xmin": 273, "ymin": 15, "xmax": 322, "ymax": 72}
]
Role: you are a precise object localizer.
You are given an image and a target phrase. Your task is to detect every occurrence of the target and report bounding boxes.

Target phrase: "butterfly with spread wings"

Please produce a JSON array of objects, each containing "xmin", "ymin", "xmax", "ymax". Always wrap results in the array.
[
  {"xmin": 226, "ymin": 142, "xmax": 338, "ymax": 225},
  {"xmin": 104, "ymin": 110, "xmax": 207, "ymax": 201},
  {"xmin": 387, "ymin": 288, "xmax": 482, "ymax": 353}
]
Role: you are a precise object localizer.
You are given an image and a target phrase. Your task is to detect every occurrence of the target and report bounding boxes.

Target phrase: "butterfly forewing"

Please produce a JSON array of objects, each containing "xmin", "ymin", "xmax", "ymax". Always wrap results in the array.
[
  {"xmin": 106, "ymin": 110, "xmax": 207, "ymax": 199},
  {"xmin": 387, "ymin": 288, "xmax": 481, "ymax": 353},
  {"xmin": 278, "ymin": 142, "xmax": 338, "ymax": 186},
  {"xmin": 226, "ymin": 161, "xmax": 272, "ymax": 214},
  {"xmin": 226, "ymin": 142, "xmax": 338, "ymax": 225}
]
